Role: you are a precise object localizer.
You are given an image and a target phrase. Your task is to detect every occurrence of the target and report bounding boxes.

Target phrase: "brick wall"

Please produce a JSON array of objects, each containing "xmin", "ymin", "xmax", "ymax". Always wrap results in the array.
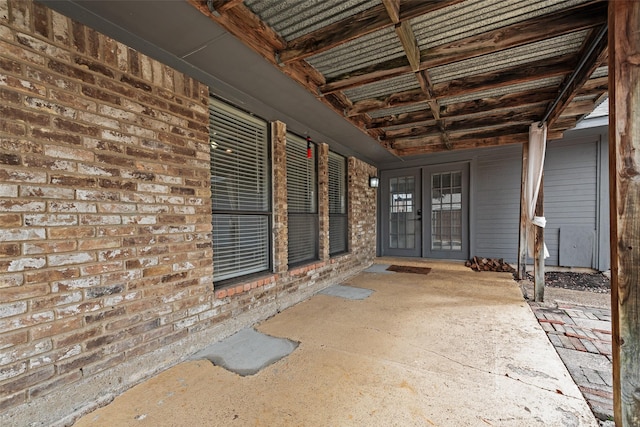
[
  {"xmin": 0, "ymin": 2, "xmax": 377, "ymax": 425},
  {"xmin": 0, "ymin": 0, "xmax": 213, "ymax": 422}
]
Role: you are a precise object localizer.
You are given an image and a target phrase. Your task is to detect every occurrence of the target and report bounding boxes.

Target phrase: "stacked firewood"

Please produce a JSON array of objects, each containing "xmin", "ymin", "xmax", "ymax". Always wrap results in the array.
[{"xmin": 465, "ymin": 256, "xmax": 515, "ymax": 273}]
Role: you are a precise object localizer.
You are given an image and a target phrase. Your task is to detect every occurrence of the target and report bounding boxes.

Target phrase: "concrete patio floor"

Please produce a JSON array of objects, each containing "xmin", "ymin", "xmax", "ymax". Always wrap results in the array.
[{"xmin": 73, "ymin": 259, "xmax": 597, "ymax": 426}]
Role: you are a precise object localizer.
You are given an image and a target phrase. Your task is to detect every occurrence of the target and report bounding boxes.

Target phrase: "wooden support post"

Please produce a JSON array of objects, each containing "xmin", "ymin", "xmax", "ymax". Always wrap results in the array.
[
  {"xmin": 517, "ymin": 141, "xmax": 529, "ymax": 280},
  {"xmin": 609, "ymin": 2, "xmax": 640, "ymax": 424},
  {"xmin": 533, "ymin": 173, "xmax": 544, "ymax": 302}
]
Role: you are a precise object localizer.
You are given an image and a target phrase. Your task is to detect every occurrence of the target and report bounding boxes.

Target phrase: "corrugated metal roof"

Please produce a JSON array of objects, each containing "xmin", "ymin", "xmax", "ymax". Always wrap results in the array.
[
  {"xmin": 244, "ymin": 0, "xmax": 379, "ymax": 41},
  {"xmin": 306, "ymin": 27, "xmax": 404, "ymax": 79},
  {"xmin": 412, "ymin": 0, "xmax": 590, "ymax": 50},
  {"xmin": 207, "ymin": 0, "xmax": 609, "ymax": 156},
  {"xmin": 344, "ymin": 73, "xmax": 420, "ymax": 102},
  {"xmin": 591, "ymin": 66, "xmax": 608, "ymax": 79},
  {"xmin": 430, "ymin": 30, "xmax": 587, "ymax": 83}
]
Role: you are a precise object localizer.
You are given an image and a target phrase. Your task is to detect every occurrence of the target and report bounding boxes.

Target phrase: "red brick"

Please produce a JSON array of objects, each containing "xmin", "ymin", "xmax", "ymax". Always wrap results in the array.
[
  {"xmin": 55, "ymin": 350, "xmax": 103, "ymax": 375},
  {"xmin": 30, "ymin": 316, "xmax": 83, "ymax": 340},
  {"xmin": 0, "ymin": 390, "xmax": 26, "ymax": 412},
  {"xmin": 0, "ymin": 366, "xmax": 55, "ymax": 395},
  {"xmin": 29, "ymin": 370, "xmax": 82, "ymax": 399},
  {"xmin": 25, "ymin": 267, "xmax": 79, "ymax": 284}
]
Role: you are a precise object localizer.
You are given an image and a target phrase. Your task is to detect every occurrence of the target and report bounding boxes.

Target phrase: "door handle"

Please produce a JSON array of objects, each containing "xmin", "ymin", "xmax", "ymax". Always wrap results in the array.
[{"xmin": 416, "ymin": 208, "xmax": 422, "ymax": 220}]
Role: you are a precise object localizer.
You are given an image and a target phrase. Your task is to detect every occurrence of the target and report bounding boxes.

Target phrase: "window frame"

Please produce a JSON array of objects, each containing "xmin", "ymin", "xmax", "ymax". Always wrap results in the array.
[
  {"xmin": 209, "ymin": 96, "xmax": 272, "ymax": 285},
  {"xmin": 286, "ymin": 132, "xmax": 319, "ymax": 267},
  {"xmin": 328, "ymin": 150, "xmax": 348, "ymax": 256}
]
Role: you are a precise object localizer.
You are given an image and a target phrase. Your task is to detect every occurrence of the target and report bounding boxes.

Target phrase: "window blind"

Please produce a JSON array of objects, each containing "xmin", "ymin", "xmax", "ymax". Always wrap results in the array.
[
  {"xmin": 210, "ymin": 97, "xmax": 271, "ymax": 282},
  {"xmin": 328, "ymin": 151, "xmax": 348, "ymax": 255},
  {"xmin": 286, "ymin": 133, "xmax": 318, "ymax": 265}
]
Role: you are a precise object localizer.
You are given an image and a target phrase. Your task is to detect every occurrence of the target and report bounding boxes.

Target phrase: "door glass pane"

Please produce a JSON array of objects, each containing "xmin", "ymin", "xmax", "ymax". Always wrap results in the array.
[
  {"xmin": 431, "ymin": 171, "xmax": 462, "ymax": 251},
  {"xmin": 389, "ymin": 176, "xmax": 416, "ymax": 249}
]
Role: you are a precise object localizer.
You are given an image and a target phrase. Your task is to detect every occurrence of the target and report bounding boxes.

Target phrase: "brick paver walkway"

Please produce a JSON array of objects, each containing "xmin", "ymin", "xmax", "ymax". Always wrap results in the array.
[{"xmin": 529, "ymin": 303, "xmax": 613, "ymax": 423}]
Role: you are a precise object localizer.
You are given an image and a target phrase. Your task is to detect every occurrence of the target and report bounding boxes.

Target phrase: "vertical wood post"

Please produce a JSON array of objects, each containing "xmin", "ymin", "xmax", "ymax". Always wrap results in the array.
[
  {"xmin": 609, "ymin": 2, "xmax": 640, "ymax": 424},
  {"xmin": 534, "ymin": 173, "xmax": 544, "ymax": 302},
  {"xmin": 517, "ymin": 141, "xmax": 529, "ymax": 280}
]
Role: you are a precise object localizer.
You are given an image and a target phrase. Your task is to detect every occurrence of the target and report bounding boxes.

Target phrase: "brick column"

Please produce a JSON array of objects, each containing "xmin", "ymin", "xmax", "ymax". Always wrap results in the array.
[
  {"xmin": 348, "ymin": 157, "xmax": 377, "ymax": 261},
  {"xmin": 317, "ymin": 143, "xmax": 330, "ymax": 261},
  {"xmin": 271, "ymin": 121, "xmax": 288, "ymax": 274}
]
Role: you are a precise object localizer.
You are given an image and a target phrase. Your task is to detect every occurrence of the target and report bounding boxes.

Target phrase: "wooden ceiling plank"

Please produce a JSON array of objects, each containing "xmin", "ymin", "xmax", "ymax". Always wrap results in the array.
[
  {"xmin": 320, "ymin": 2, "xmax": 606, "ymax": 95},
  {"xmin": 278, "ymin": 0, "xmax": 462, "ymax": 65}
]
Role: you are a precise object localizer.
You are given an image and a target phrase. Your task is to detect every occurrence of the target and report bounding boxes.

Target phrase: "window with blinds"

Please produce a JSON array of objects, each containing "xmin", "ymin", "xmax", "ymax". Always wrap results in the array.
[
  {"xmin": 286, "ymin": 133, "xmax": 318, "ymax": 266},
  {"xmin": 209, "ymin": 97, "xmax": 271, "ymax": 282},
  {"xmin": 328, "ymin": 151, "xmax": 348, "ymax": 255}
]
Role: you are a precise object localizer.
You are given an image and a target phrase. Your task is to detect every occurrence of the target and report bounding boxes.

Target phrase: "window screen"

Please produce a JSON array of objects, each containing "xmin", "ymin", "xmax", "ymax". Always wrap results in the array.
[
  {"xmin": 210, "ymin": 97, "xmax": 271, "ymax": 282},
  {"xmin": 286, "ymin": 133, "xmax": 318, "ymax": 266},
  {"xmin": 328, "ymin": 151, "xmax": 347, "ymax": 255}
]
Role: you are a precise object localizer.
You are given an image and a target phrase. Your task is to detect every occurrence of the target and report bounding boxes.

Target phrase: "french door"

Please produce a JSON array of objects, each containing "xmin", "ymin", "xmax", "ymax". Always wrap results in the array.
[
  {"xmin": 381, "ymin": 169, "xmax": 422, "ymax": 257},
  {"xmin": 381, "ymin": 164, "xmax": 469, "ymax": 260},
  {"xmin": 423, "ymin": 163, "xmax": 469, "ymax": 260}
]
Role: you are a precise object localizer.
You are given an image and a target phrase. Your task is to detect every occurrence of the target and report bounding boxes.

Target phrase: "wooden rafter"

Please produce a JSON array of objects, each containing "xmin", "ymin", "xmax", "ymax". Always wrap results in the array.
[
  {"xmin": 207, "ymin": 0, "xmax": 244, "ymax": 15},
  {"xmin": 542, "ymin": 24, "xmax": 608, "ymax": 127},
  {"xmin": 189, "ymin": 0, "xmax": 609, "ymax": 157},
  {"xmin": 277, "ymin": 0, "xmax": 462, "ymax": 64},
  {"xmin": 347, "ymin": 54, "xmax": 577, "ymax": 116},
  {"xmin": 415, "ymin": 71, "xmax": 450, "ymax": 148},
  {"xmin": 367, "ymin": 86, "xmax": 558, "ymax": 129},
  {"xmin": 388, "ymin": 109, "xmax": 544, "ymax": 147},
  {"xmin": 319, "ymin": 1, "xmax": 607, "ymax": 95}
]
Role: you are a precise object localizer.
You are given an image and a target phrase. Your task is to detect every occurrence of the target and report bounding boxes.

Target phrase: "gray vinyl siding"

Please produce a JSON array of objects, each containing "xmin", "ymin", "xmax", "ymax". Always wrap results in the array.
[
  {"xmin": 544, "ymin": 139, "xmax": 598, "ymax": 266},
  {"xmin": 474, "ymin": 146, "xmax": 521, "ymax": 262}
]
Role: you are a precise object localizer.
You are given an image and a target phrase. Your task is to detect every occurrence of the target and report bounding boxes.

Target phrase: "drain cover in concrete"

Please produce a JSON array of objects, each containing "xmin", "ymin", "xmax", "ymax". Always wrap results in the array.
[
  {"xmin": 319, "ymin": 284, "xmax": 374, "ymax": 300},
  {"xmin": 363, "ymin": 264, "xmax": 393, "ymax": 273},
  {"xmin": 191, "ymin": 328, "xmax": 298, "ymax": 376}
]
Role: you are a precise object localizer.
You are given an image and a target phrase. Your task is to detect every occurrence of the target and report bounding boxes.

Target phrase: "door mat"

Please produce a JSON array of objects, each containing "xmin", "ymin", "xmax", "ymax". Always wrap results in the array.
[
  {"xmin": 386, "ymin": 265, "xmax": 432, "ymax": 275},
  {"xmin": 191, "ymin": 328, "xmax": 298, "ymax": 376}
]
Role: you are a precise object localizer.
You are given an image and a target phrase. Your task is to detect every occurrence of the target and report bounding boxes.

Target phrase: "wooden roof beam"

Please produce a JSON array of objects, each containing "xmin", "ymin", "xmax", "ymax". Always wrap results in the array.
[
  {"xmin": 386, "ymin": 109, "xmax": 544, "ymax": 145},
  {"xmin": 277, "ymin": 0, "xmax": 462, "ymax": 65},
  {"xmin": 541, "ymin": 24, "xmax": 609, "ymax": 127},
  {"xmin": 207, "ymin": 0, "xmax": 244, "ymax": 15},
  {"xmin": 319, "ymin": 1, "xmax": 607, "ymax": 95},
  {"xmin": 394, "ymin": 127, "xmax": 563, "ymax": 156},
  {"xmin": 367, "ymin": 86, "xmax": 557, "ymax": 129},
  {"xmin": 347, "ymin": 54, "xmax": 576, "ymax": 116},
  {"xmin": 415, "ymin": 71, "xmax": 450, "ymax": 148}
]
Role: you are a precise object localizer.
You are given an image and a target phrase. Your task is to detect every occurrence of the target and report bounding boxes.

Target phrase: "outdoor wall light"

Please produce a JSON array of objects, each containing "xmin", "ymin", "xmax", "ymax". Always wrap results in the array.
[{"xmin": 369, "ymin": 176, "xmax": 379, "ymax": 188}]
